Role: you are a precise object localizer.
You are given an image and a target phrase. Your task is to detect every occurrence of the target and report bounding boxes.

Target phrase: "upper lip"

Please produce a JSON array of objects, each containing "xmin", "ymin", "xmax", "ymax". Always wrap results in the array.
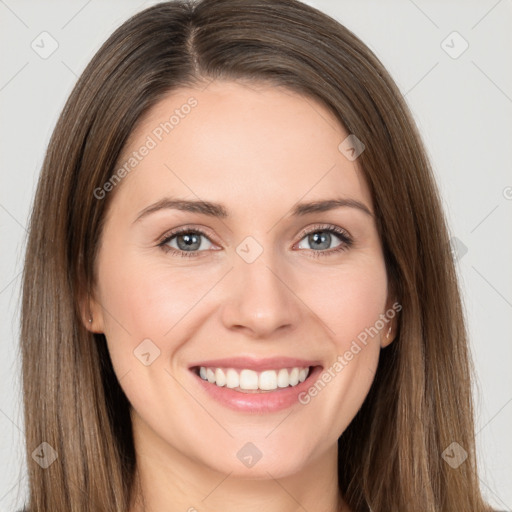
[{"xmin": 188, "ymin": 356, "xmax": 323, "ymax": 372}]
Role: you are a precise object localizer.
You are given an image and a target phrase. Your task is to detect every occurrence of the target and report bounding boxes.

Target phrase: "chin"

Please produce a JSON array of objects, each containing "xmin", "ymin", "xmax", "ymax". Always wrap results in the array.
[{"xmin": 202, "ymin": 449, "xmax": 311, "ymax": 480}]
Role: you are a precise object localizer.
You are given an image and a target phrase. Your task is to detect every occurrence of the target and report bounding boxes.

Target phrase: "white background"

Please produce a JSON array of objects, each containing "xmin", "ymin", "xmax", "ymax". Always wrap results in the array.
[{"xmin": 1, "ymin": 0, "xmax": 511, "ymax": 510}]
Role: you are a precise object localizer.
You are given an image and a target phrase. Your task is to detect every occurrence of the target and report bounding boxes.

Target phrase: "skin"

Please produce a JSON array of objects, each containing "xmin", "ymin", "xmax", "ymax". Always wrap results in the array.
[{"xmin": 84, "ymin": 80, "xmax": 396, "ymax": 512}]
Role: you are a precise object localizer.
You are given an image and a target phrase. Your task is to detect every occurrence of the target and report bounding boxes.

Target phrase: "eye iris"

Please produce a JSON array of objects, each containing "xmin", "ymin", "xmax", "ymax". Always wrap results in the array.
[
  {"xmin": 177, "ymin": 232, "xmax": 201, "ymax": 251},
  {"xmin": 309, "ymin": 231, "xmax": 331, "ymax": 250}
]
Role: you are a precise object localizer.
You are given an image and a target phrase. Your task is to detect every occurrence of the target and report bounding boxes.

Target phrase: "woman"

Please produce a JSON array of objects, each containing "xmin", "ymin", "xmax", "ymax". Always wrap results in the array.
[{"xmin": 19, "ymin": 0, "xmax": 495, "ymax": 510}]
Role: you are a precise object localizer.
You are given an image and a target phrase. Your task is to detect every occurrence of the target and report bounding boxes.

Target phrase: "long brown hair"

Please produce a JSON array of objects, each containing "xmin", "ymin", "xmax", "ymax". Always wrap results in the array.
[{"xmin": 20, "ymin": 0, "xmax": 493, "ymax": 510}]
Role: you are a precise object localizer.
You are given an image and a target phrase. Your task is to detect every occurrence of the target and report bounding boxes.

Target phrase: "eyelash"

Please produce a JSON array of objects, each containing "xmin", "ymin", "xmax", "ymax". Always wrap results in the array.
[{"xmin": 157, "ymin": 224, "xmax": 353, "ymax": 259}]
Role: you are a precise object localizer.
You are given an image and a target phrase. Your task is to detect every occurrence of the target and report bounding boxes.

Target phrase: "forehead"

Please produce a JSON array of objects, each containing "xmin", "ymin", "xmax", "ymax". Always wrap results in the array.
[{"xmin": 113, "ymin": 80, "xmax": 372, "ymax": 215}]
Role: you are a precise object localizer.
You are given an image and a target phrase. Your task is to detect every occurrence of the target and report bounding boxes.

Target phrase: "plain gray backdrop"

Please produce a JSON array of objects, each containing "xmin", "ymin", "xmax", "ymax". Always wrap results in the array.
[{"xmin": 1, "ymin": 0, "xmax": 511, "ymax": 510}]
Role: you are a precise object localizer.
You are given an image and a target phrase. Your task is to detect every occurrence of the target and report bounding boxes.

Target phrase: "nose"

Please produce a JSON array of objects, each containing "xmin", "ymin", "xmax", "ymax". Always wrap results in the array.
[{"xmin": 220, "ymin": 248, "xmax": 302, "ymax": 338}]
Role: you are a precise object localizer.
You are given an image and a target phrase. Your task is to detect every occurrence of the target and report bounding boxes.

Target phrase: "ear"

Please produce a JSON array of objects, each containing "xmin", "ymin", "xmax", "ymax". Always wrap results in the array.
[
  {"xmin": 78, "ymin": 285, "xmax": 105, "ymax": 334},
  {"xmin": 380, "ymin": 295, "xmax": 400, "ymax": 348}
]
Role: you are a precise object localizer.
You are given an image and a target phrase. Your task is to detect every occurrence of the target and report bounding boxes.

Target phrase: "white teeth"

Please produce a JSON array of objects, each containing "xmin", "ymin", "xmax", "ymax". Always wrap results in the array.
[
  {"xmin": 225, "ymin": 368, "xmax": 239, "ymax": 389},
  {"xmin": 277, "ymin": 368, "xmax": 289, "ymax": 388},
  {"xmin": 289, "ymin": 367, "xmax": 299, "ymax": 386},
  {"xmin": 239, "ymin": 369, "xmax": 259, "ymax": 390},
  {"xmin": 215, "ymin": 368, "xmax": 226, "ymax": 387},
  {"xmin": 197, "ymin": 366, "xmax": 311, "ymax": 391},
  {"xmin": 259, "ymin": 370, "xmax": 277, "ymax": 390}
]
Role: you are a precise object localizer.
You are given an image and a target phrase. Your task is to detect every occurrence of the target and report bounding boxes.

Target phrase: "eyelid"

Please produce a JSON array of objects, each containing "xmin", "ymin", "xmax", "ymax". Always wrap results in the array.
[
  {"xmin": 294, "ymin": 223, "xmax": 352, "ymax": 243},
  {"xmin": 157, "ymin": 222, "xmax": 353, "ymax": 256},
  {"xmin": 156, "ymin": 224, "xmax": 219, "ymax": 246},
  {"xmin": 158, "ymin": 223, "xmax": 351, "ymax": 245}
]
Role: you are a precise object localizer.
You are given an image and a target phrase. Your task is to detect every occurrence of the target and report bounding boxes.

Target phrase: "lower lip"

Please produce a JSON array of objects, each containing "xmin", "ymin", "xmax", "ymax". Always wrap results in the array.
[{"xmin": 191, "ymin": 366, "xmax": 323, "ymax": 413}]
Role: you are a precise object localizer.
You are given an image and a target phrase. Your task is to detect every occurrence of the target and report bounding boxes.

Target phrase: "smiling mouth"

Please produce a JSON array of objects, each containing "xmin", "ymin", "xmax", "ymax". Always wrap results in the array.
[{"xmin": 191, "ymin": 365, "xmax": 320, "ymax": 393}]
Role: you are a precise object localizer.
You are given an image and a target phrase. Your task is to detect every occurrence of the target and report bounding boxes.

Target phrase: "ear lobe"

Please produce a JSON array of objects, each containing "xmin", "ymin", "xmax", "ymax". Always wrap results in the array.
[
  {"xmin": 381, "ymin": 321, "xmax": 396, "ymax": 348},
  {"xmin": 78, "ymin": 291, "xmax": 105, "ymax": 333},
  {"xmin": 381, "ymin": 294, "xmax": 400, "ymax": 348}
]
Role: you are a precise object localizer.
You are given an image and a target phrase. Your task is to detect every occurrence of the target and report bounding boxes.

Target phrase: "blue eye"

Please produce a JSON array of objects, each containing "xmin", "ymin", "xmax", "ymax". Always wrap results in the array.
[
  {"xmin": 158, "ymin": 224, "xmax": 353, "ymax": 258},
  {"xmin": 159, "ymin": 228, "xmax": 215, "ymax": 257},
  {"xmin": 296, "ymin": 227, "xmax": 351, "ymax": 254}
]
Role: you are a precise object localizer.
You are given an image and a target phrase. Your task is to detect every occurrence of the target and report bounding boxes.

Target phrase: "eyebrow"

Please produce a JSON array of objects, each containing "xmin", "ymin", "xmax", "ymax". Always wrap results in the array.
[{"xmin": 133, "ymin": 196, "xmax": 373, "ymax": 223}]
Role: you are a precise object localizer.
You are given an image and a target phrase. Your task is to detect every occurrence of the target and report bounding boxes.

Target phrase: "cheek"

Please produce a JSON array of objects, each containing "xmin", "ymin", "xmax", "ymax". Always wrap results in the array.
[
  {"xmin": 294, "ymin": 257, "xmax": 387, "ymax": 430},
  {"xmin": 301, "ymin": 256, "xmax": 388, "ymax": 344},
  {"xmin": 95, "ymin": 254, "xmax": 210, "ymax": 418},
  {"xmin": 95, "ymin": 242, "xmax": 211, "ymax": 375},
  {"xmin": 98, "ymin": 246, "xmax": 205, "ymax": 332}
]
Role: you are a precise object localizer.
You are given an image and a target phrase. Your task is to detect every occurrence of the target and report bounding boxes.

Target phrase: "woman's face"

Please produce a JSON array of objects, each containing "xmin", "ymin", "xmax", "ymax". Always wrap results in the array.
[{"xmin": 88, "ymin": 80, "xmax": 394, "ymax": 479}]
